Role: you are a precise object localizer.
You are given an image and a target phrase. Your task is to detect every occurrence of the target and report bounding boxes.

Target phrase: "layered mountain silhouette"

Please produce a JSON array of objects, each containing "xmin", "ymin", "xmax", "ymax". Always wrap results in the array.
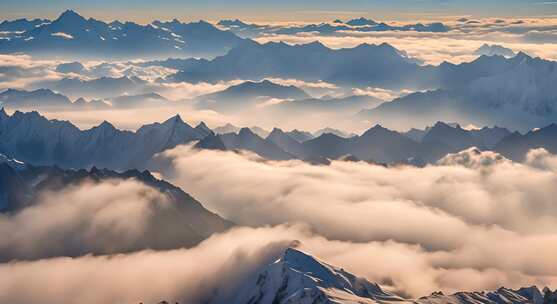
[
  {"xmin": 0, "ymin": 88, "xmax": 172, "ymax": 110},
  {"xmin": 313, "ymin": 127, "xmax": 356, "ymax": 138},
  {"xmin": 38, "ymin": 75, "xmax": 148, "ymax": 99},
  {"xmin": 0, "ymin": 155, "xmax": 232, "ymax": 260},
  {"xmin": 218, "ymin": 17, "xmax": 448, "ymax": 39},
  {"xmin": 0, "ymin": 88, "xmax": 73, "ymax": 108},
  {"xmin": 360, "ymin": 53, "xmax": 557, "ymax": 131},
  {"xmin": 0, "ymin": 10, "xmax": 247, "ymax": 59},
  {"xmin": 195, "ymin": 80, "xmax": 310, "ymax": 112},
  {"xmin": 3, "ymin": 11, "xmax": 557, "ymax": 132},
  {"xmin": 271, "ymin": 94, "xmax": 385, "ymax": 115},
  {"xmin": 213, "ymin": 123, "xmax": 269, "ymax": 138},
  {"xmin": 168, "ymin": 41, "xmax": 424, "ymax": 90},
  {"xmin": 161, "ymin": 41, "xmax": 557, "ymax": 130}
]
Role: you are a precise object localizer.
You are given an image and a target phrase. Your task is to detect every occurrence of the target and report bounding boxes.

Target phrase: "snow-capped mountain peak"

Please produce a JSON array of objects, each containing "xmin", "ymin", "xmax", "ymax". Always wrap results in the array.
[
  {"xmin": 234, "ymin": 247, "xmax": 404, "ymax": 304},
  {"xmin": 231, "ymin": 248, "xmax": 557, "ymax": 304}
]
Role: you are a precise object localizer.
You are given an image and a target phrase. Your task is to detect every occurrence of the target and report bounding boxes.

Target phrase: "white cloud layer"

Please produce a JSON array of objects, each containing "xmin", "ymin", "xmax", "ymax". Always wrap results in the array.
[
  {"xmin": 0, "ymin": 179, "xmax": 172, "ymax": 261},
  {"xmin": 254, "ymin": 17, "xmax": 557, "ymax": 64},
  {"xmin": 1, "ymin": 147, "xmax": 557, "ymax": 302},
  {"xmin": 149, "ymin": 146, "xmax": 557, "ymax": 296}
]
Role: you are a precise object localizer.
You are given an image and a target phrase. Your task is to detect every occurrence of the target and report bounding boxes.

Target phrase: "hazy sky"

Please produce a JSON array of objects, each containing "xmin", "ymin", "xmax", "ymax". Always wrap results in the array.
[{"xmin": 1, "ymin": 0, "xmax": 557, "ymax": 22}]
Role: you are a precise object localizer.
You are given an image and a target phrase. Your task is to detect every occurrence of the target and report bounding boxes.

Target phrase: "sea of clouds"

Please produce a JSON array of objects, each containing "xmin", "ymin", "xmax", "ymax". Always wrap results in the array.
[{"xmin": 1, "ymin": 146, "xmax": 556, "ymax": 303}]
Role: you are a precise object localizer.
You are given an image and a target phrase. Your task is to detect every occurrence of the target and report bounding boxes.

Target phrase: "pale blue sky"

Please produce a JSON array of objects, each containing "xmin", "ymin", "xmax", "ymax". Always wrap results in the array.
[{"xmin": 1, "ymin": 0, "xmax": 557, "ymax": 22}]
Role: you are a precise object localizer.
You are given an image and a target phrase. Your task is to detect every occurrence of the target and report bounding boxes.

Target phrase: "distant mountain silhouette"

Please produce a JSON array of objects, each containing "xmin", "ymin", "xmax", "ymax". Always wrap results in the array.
[
  {"xmin": 168, "ymin": 41, "xmax": 424, "ymax": 90},
  {"xmin": 360, "ymin": 53, "xmax": 557, "ymax": 131},
  {"xmin": 195, "ymin": 80, "xmax": 310, "ymax": 112},
  {"xmin": 286, "ymin": 129, "xmax": 314, "ymax": 142},
  {"xmin": 0, "ymin": 10, "xmax": 247, "ymax": 59},
  {"xmin": 218, "ymin": 17, "xmax": 448, "ymax": 39},
  {"xmin": 0, "ymin": 88, "xmax": 171, "ymax": 110},
  {"xmin": 220, "ymin": 127, "xmax": 294, "ymax": 160},
  {"xmin": 266, "ymin": 128, "xmax": 311, "ymax": 159},
  {"xmin": 272, "ymin": 94, "xmax": 384, "ymax": 114},
  {"xmin": 0, "ymin": 88, "xmax": 72, "ymax": 108},
  {"xmin": 38, "ymin": 75, "xmax": 147, "ymax": 99},
  {"xmin": 214, "ymin": 123, "xmax": 241, "ymax": 134},
  {"xmin": 474, "ymin": 43, "xmax": 515, "ymax": 57},
  {"xmin": 313, "ymin": 127, "xmax": 355, "ymax": 138}
]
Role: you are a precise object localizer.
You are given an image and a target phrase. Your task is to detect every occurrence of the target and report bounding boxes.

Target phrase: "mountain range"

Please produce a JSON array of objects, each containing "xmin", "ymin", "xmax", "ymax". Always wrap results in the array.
[
  {"xmin": 0, "ymin": 79, "xmax": 385, "ymax": 116},
  {"xmin": 0, "ymin": 10, "xmax": 247, "ymax": 59},
  {"xmin": 3, "ymin": 11, "xmax": 557, "ymax": 131},
  {"xmin": 0, "ymin": 154, "xmax": 232, "ymax": 260},
  {"xmin": 359, "ymin": 53, "xmax": 557, "ymax": 131},
  {"xmin": 167, "ymin": 41, "xmax": 424, "ymax": 90},
  {"xmin": 271, "ymin": 94, "xmax": 385, "ymax": 115},
  {"xmin": 212, "ymin": 122, "xmax": 517, "ymax": 165},
  {"xmin": 3, "ymin": 109, "xmax": 557, "ymax": 169},
  {"xmin": 141, "ymin": 38, "xmax": 557, "ymax": 131},
  {"xmin": 4, "ymin": 12, "xmax": 557, "ymax": 131},
  {"xmin": 195, "ymin": 79, "xmax": 310, "ymax": 112},
  {"xmin": 165, "ymin": 41, "xmax": 531, "ymax": 90},
  {"xmin": 163, "ymin": 42, "xmax": 557, "ymax": 132},
  {"xmin": 0, "ymin": 87, "xmax": 172, "ymax": 110},
  {"xmin": 203, "ymin": 120, "xmax": 557, "ymax": 164},
  {"xmin": 37, "ymin": 75, "xmax": 149, "ymax": 99},
  {"xmin": 0, "ymin": 109, "xmax": 210, "ymax": 170},
  {"xmin": 217, "ymin": 17, "xmax": 449, "ymax": 39}
]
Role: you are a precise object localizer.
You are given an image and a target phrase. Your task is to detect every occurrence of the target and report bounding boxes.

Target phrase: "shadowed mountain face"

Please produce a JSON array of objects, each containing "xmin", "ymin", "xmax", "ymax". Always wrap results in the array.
[
  {"xmin": 232, "ymin": 247, "xmax": 556, "ymax": 304},
  {"xmin": 495, "ymin": 124, "xmax": 557, "ymax": 161},
  {"xmin": 0, "ymin": 10, "xmax": 247, "ymax": 59},
  {"xmin": 266, "ymin": 128, "xmax": 312, "ymax": 160},
  {"xmin": 0, "ymin": 156, "xmax": 232, "ymax": 261},
  {"xmin": 220, "ymin": 128, "xmax": 295, "ymax": 161},
  {"xmin": 420, "ymin": 122, "xmax": 512, "ymax": 151},
  {"xmin": 298, "ymin": 125, "xmax": 445, "ymax": 165}
]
